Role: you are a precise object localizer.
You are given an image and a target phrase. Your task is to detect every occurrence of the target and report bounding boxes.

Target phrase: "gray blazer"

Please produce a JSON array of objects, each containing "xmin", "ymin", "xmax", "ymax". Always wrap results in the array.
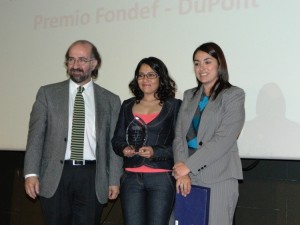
[
  {"xmin": 173, "ymin": 85, "xmax": 245, "ymax": 183},
  {"xmin": 24, "ymin": 80, "xmax": 123, "ymax": 204}
]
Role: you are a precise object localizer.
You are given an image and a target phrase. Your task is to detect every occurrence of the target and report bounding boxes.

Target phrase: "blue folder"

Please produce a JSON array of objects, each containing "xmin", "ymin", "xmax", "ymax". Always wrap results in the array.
[{"xmin": 174, "ymin": 185, "xmax": 210, "ymax": 225}]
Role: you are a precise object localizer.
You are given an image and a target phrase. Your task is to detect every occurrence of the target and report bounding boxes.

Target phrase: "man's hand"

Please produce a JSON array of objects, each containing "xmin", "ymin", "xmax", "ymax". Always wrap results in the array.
[
  {"xmin": 108, "ymin": 185, "xmax": 120, "ymax": 200},
  {"xmin": 25, "ymin": 176, "xmax": 40, "ymax": 199}
]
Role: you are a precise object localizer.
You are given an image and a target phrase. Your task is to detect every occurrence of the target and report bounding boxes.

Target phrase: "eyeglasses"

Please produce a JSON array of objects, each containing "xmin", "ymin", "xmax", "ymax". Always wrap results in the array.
[
  {"xmin": 136, "ymin": 72, "xmax": 159, "ymax": 80},
  {"xmin": 66, "ymin": 57, "xmax": 94, "ymax": 66}
]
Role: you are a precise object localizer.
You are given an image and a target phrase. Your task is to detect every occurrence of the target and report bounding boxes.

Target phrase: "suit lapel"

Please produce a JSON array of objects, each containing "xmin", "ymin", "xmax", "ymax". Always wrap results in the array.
[
  {"xmin": 182, "ymin": 88, "xmax": 202, "ymax": 136},
  {"xmin": 55, "ymin": 80, "xmax": 69, "ymax": 135},
  {"xmin": 197, "ymin": 90, "xmax": 222, "ymax": 139}
]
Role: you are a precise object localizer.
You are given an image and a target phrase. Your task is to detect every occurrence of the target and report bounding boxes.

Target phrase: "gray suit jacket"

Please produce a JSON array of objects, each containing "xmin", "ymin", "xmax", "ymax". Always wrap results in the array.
[
  {"xmin": 173, "ymin": 85, "xmax": 245, "ymax": 184},
  {"xmin": 24, "ymin": 79, "xmax": 123, "ymax": 204}
]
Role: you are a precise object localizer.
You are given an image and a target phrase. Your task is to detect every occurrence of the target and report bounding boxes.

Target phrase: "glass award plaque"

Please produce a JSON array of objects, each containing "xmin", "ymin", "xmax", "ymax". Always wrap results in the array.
[{"xmin": 126, "ymin": 116, "xmax": 148, "ymax": 152}]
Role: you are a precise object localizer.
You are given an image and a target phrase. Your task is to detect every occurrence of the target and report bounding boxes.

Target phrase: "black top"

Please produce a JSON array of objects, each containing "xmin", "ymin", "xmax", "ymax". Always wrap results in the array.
[{"xmin": 111, "ymin": 97, "xmax": 182, "ymax": 170}]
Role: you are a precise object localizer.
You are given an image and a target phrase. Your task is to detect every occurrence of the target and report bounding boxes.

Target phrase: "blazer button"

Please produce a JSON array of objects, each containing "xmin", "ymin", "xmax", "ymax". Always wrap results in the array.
[
  {"xmin": 199, "ymin": 141, "xmax": 203, "ymax": 146},
  {"xmin": 60, "ymin": 160, "xmax": 64, "ymax": 164},
  {"xmin": 64, "ymin": 137, "xmax": 67, "ymax": 142}
]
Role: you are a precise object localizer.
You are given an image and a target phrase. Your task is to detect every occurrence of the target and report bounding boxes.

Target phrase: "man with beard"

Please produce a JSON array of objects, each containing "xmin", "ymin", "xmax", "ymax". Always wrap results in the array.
[{"xmin": 24, "ymin": 40, "xmax": 123, "ymax": 225}]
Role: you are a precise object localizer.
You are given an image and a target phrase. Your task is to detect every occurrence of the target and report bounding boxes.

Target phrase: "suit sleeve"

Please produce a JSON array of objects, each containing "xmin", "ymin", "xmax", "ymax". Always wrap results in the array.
[
  {"xmin": 24, "ymin": 86, "xmax": 48, "ymax": 177},
  {"xmin": 186, "ymin": 88, "xmax": 245, "ymax": 175},
  {"xmin": 108, "ymin": 96, "xmax": 124, "ymax": 186}
]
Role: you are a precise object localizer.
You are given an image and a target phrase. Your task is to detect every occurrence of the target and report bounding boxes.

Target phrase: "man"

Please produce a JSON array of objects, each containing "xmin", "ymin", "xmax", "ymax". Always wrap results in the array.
[{"xmin": 24, "ymin": 40, "xmax": 123, "ymax": 225}]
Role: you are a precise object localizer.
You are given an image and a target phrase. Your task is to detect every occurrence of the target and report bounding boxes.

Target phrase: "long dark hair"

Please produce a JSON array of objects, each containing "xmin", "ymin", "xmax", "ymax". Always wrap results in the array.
[
  {"xmin": 65, "ymin": 40, "xmax": 101, "ymax": 79},
  {"xmin": 129, "ymin": 57, "xmax": 176, "ymax": 104},
  {"xmin": 193, "ymin": 42, "xmax": 232, "ymax": 100}
]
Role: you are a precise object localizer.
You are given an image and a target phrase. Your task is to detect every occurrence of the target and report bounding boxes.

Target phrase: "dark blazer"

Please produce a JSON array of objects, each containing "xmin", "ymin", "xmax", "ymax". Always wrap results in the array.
[
  {"xmin": 173, "ymin": 85, "xmax": 245, "ymax": 183},
  {"xmin": 112, "ymin": 97, "xmax": 182, "ymax": 170},
  {"xmin": 24, "ymin": 79, "xmax": 123, "ymax": 204}
]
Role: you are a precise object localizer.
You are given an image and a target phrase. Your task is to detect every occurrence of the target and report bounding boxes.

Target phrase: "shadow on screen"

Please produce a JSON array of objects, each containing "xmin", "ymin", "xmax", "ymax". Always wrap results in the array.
[{"xmin": 239, "ymin": 82, "xmax": 300, "ymax": 160}]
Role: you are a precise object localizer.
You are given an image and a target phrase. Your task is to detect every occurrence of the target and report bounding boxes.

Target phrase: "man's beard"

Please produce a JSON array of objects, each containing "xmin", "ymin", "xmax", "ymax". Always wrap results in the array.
[{"xmin": 68, "ymin": 68, "xmax": 91, "ymax": 84}]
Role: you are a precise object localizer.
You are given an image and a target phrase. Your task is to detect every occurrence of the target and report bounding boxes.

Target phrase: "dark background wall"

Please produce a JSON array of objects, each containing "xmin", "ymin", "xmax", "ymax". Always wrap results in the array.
[{"xmin": 1, "ymin": 151, "xmax": 300, "ymax": 225}]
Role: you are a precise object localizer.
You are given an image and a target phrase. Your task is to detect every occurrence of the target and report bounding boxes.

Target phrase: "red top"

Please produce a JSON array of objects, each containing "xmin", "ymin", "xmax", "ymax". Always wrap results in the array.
[{"xmin": 125, "ymin": 113, "xmax": 171, "ymax": 173}]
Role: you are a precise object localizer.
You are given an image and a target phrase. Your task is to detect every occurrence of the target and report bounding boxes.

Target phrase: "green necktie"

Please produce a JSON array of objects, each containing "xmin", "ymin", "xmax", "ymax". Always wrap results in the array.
[{"xmin": 70, "ymin": 86, "xmax": 85, "ymax": 160}]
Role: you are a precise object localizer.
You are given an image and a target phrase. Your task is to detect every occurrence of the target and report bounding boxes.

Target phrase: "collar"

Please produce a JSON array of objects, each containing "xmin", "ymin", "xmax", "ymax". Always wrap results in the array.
[{"xmin": 69, "ymin": 78, "xmax": 93, "ymax": 93}]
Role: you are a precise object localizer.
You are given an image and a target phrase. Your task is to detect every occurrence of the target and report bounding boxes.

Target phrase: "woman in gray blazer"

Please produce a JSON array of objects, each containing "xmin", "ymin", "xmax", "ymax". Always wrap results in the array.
[{"xmin": 172, "ymin": 42, "xmax": 245, "ymax": 225}]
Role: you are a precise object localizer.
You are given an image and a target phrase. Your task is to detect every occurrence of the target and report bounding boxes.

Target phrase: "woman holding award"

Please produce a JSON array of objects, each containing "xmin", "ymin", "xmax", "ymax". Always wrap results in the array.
[
  {"xmin": 172, "ymin": 42, "xmax": 245, "ymax": 225},
  {"xmin": 112, "ymin": 57, "xmax": 181, "ymax": 225}
]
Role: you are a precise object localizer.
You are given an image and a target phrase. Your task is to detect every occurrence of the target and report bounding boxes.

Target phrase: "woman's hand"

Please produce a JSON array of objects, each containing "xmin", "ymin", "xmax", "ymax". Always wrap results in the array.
[
  {"xmin": 173, "ymin": 162, "xmax": 190, "ymax": 179},
  {"xmin": 136, "ymin": 146, "xmax": 154, "ymax": 159},
  {"xmin": 123, "ymin": 146, "xmax": 136, "ymax": 157},
  {"xmin": 176, "ymin": 175, "xmax": 192, "ymax": 197}
]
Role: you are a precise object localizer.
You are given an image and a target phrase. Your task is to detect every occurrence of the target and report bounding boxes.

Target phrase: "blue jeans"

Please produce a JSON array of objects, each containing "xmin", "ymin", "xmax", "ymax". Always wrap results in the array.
[{"xmin": 120, "ymin": 172, "xmax": 175, "ymax": 225}]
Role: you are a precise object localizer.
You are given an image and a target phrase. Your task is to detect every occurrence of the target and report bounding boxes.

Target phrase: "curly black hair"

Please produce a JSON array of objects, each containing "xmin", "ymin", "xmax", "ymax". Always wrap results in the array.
[{"xmin": 129, "ymin": 57, "xmax": 177, "ymax": 104}]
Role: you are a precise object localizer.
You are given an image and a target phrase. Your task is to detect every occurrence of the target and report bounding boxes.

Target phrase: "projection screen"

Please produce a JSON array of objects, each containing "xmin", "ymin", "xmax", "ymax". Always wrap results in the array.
[{"xmin": 1, "ymin": 0, "xmax": 300, "ymax": 160}]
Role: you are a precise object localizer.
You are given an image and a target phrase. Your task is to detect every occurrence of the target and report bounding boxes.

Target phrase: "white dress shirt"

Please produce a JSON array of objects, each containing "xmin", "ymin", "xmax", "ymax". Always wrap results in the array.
[{"xmin": 65, "ymin": 79, "xmax": 96, "ymax": 160}]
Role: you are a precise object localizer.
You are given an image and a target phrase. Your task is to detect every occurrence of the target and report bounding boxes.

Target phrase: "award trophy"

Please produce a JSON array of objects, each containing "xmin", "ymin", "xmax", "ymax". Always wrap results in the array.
[{"xmin": 126, "ymin": 116, "xmax": 148, "ymax": 152}]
